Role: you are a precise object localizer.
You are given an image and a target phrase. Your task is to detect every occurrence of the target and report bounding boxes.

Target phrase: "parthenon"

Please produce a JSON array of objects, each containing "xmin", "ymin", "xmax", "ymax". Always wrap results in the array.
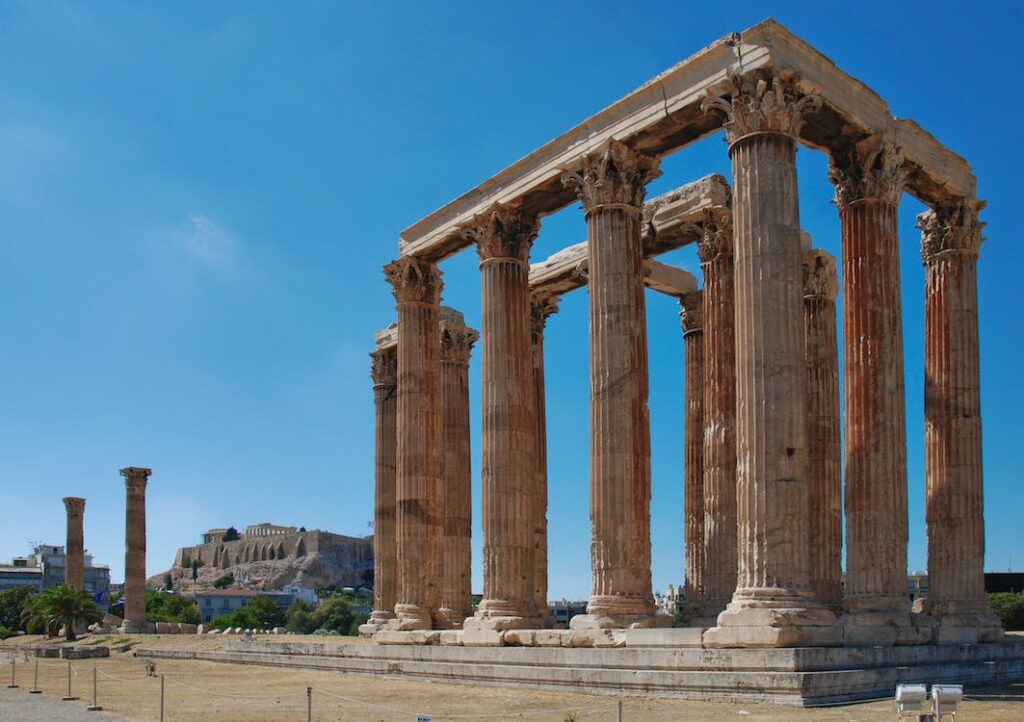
[{"xmin": 360, "ymin": 18, "xmax": 1008, "ymax": 662}]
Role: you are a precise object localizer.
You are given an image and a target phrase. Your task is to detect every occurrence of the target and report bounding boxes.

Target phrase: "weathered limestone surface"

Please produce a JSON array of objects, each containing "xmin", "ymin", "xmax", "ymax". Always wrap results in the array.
[
  {"xmin": 121, "ymin": 467, "xmax": 151, "ymax": 633},
  {"xmin": 384, "ymin": 257, "xmax": 444, "ymax": 630},
  {"xmin": 530, "ymin": 292, "xmax": 559, "ymax": 625},
  {"xmin": 829, "ymin": 135, "xmax": 911, "ymax": 644},
  {"xmin": 562, "ymin": 139, "xmax": 660, "ymax": 629},
  {"xmin": 918, "ymin": 202, "xmax": 1003, "ymax": 644},
  {"xmin": 463, "ymin": 206, "xmax": 542, "ymax": 630},
  {"xmin": 679, "ymin": 292, "xmax": 704, "ymax": 620},
  {"xmin": 361, "ymin": 340, "xmax": 398, "ymax": 636},
  {"xmin": 802, "ymin": 250, "xmax": 842, "ymax": 610},
  {"xmin": 701, "ymin": 71, "xmax": 838, "ymax": 648},
  {"xmin": 696, "ymin": 208, "xmax": 737, "ymax": 624},
  {"xmin": 437, "ymin": 309, "xmax": 479, "ymax": 628},
  {"xmin": 62, "ymin": 497, "xmax": 86, "ymax": 592}
]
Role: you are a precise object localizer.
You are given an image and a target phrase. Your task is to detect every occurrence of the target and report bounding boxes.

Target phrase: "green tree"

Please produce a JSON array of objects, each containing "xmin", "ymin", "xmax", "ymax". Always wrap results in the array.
[
  {"xmin": 223, "ymin": 527, "xmax": 240, "ymax": 542},
  {"xmin": 0, "ymin": 586, "xmax": 35, "ymax": 631},
  {"xmin": 310, "ymin": 597, "xmax": 366, "ymax": 635},
  {"xmin": 209, "ymin": 608, "xmax": 260, "ymax": 631},
  {"xmin": 245, "ymin": 595, "xmax": 285, "ymax": 629},
  {"xmin": 191, "ymin": 559, "xmax": 204, "ymax": 582},
  {"xmin": 0, "ymin": 625, "xmax": 10, "ymax": 639},
  {"xmin": 213, "ymin": 574, "xmax": 234, "ymax": 589},
  {"xmin": 24, "ymin": 585, "xmax": 101, "ymax": 641},
  {"xmin": 145, "ymin": 592, "xmax": 201, "ymax": 625},
  {"xmin": 988, "ymin": 593, "xmax": 1024, "ymax": 631},
  {"xmin": 285, "ymin": 599, "xmax": 315, "ymax": 634}
]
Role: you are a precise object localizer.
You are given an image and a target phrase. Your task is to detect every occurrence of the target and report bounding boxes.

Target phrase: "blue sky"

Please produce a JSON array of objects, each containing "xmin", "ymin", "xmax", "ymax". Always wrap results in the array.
[{"xmin": 1, "ymin": 1, "xmax": 1021, "ymax": 598}]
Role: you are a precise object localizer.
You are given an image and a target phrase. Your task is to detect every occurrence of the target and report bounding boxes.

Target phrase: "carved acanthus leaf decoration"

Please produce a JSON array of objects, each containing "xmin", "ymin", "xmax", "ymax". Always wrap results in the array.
[
  {"xmin": 530, "ymin": 291, "xmax": 560, "ymax": 336},
  {"xmin": 701, "ymin": 70, "xmax": 821, "ymax": 145},
  {"xmin": 370, "ymin": 347, "xmax": 397, "ymax": 387},
  {"xmin": 561, "ymin": 138, "xmax": 661, "ymax": 212},
  {"xmin": 679, "ymin": 291, "xmax": 704, "ymax": 334},
  {"xmin": 828, "ymin": 134, "xmax": 905, "ymax": 207},
  {"xmin": 440, "ymin": 324, "xmax": 479, "ymax": 365},
  {"xmin": 697, "ymin": 208, "xmax": 733, "ymax": 265},
  {"xmin": 120, "ymin": 467, "xmax": 152, "ymax": 490},
  {"xmin": 383, "ymin": 256, "xmax": 443, "ymax": 305},
  {"xmin": 802, "ymin": 249, "xmax": 838, "ymax": 302},
  {"xmin": 461, "ymin": 204, "xmax": 539, "ymax": 264},
  {"xmin": 918, "ymin": 199, "xmax": 985, "ymax": 261},
  {"xmin": 63, "ymin": 497, "xmax": 86, "ymax": 514}
]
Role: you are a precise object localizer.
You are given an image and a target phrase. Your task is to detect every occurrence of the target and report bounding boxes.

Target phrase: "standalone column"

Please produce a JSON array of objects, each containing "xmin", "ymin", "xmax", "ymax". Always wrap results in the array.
[
  {"xmin": 697, "ymin": 209, "xmax": 738, "ymax": 624},
  {"xmin": 919, "ymin": 202, "xmax": 1003, "ymax": 644},
  {"xmin": 63, "ymin": 497, "xmax": 86, "ymax": 591},
  {"xmin": 464, "ymin": 205, "xmax": 543, "ymax": 632},
  {"xmin": 121, "ymin": 467, "xmax": 151, "ymax": 633},
  {"xmin": 437, "ymin": 309, "xmax": 479, "ymax": 628},
  {"xmin": 530, "ymin": 292, "xmax": 560, "ymax": 626},
  {"xmin": 360, "ymin": 339, "xmax": 398, "ymax": 636},
  {"xmin": 702, "ymin": 70, "xmax": 838, "ymax": 647},
  {"xmin": 828, "ymin": 135, "xmax": 911, "ymax": 644},
  {"xmin": 802, "ymin": 249, "xmax": 842, "ymax": 610},
  {"xmin": 563, "ymin": 138, "xmax": 661, "ymax": 629},
  {"xmin": 679, "ymin": 292, "xmax": 705, "ymax": 621},
  {"xmin": 384, "ymin": 256, "xmax": 444, "ymax": 630}
]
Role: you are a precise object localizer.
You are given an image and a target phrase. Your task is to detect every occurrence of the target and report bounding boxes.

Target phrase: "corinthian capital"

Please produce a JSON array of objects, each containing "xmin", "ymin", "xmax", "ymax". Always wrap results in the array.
[
  {"xmin": 370, "ymin": 346, "xmax": 397, "ymax": 387},
  {"xmin": 384, "ymin": 256, "xmax": 443, "ymax": 305},
  {"xmin": 918, "ymin": 199, "xmax": 985, "ymax": 261},
  {"xmin": 696, "ymin": 208, "xmax": 733, "ymax": 265},
  {"xmin": 828, "ymin": 134, "xmax": 905, "ymax": 208},
  {"xmin": 679, "ymin": 291, "xmax": 704, "ymax": 335},
  {"xmin": 701, "ymin": 70, "xmax": 821, "ymax": 145},
  {"xmin": 530, "ymin": 291, "xmax": 560, "ymax": 337},
  {"xmin": 63, "ymin": 497, "xmax": 86, "ymax": 515},
  {"xmin": 460, "ymin": 203, "xmax": 539, "ymax": 265},
  {"xmin": 120, "ymin": 467, "xmax": 151, "ymax": 490},
  {"xmin": 561, "ymin": 138, "xmax": 661, "ymax": 212},
  {"xmin": 802, "ymin": 249, "xmax": 838, "ymax": 302},
  {"xmin": 440, "ymin": 320, "xmax": 479, "ymax": 365}
]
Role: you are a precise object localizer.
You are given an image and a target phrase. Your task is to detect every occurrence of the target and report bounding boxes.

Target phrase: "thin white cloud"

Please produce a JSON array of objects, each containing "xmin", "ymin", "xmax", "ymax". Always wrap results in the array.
[{"xmin": 173, "ymin": 214, "xmax": 239, "ymax": 265}]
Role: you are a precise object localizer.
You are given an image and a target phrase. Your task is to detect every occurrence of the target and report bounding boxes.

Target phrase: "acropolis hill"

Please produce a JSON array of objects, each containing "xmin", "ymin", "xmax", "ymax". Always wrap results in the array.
[{"xmin": 153, "ymin": 522, "xmax": 373, "ymax": 591}]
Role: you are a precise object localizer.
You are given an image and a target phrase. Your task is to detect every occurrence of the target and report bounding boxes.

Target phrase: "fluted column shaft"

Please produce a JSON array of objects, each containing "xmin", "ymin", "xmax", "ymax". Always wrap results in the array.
[
  {"xmin": 384, "ymin": 257, "xmax": 444, "ymax": 630},
  {"xmin": 829, "ymin": 137, "xmax": 909, "ymax": 622},
  {"xmin": 367, "ymin": 345, "xmax": 397, "ymax": 628},
  {"xmin": 438, "ymin": 314, "xmax": 478, "ymax": 627},
  {"xmin": 563, "ymin": 139, "xmax": 660, "ymax": 627},
  {"xmin": 63, "ymin": 497, "xmax": 86, "ymax": 591},
  {"xmin": 679, "ymin": 293, "xmax": 705, "ymax": 620},
  {"xmin": 121, "ymin": 467, "xmax": 151, "ymax": 632},
  {"xmin": 698, "ymin": 211, "xmax": 737, "ymax": 621},
  {"xmin": 919, "ymin": 203, "xmax": 1001, "ymax": 640},
  {"xmin": 465, "ymin": 206, "xmax": 540, "ymax": 627},
  {"xmin": 530, "ymin": 293, "xmax": 559, "ymax": 624},
  {"xmin": 802, "ymin": 250, "xmax": 842, "ymax": 609}
]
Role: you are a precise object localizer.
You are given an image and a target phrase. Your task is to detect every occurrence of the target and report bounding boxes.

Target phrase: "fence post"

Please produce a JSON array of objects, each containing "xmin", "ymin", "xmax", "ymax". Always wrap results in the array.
[
  {"xmin": 306, "ymin": 686, "xmax": 312, "ymax": 722},
  {"xmin": 160, "ymin": 674, "xmax": 165, "ymax": 722},
  {"xmin": 87, "ymin": 666, "xmax": 103, "ymax": 711},
  {"xmin": 6, "ymin": 658, "xmax": 16, "ymax": 688},
  {"xmin": 617, "ymin": 699, "xmax": 623, "ymax": 722},
  {"xmin": 29, "ymin": 659, "xmax": 41, "ymax": 694},
  {"xmin": 62, "ymin": 660, "xmax": 79, "ymax": 701}
]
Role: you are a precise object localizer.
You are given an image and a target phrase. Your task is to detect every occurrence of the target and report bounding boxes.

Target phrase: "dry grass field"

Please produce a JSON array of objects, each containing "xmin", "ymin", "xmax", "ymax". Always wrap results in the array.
[{"xmin": 1, "ymin": 634, "xmax": 1022, "ymax": 721}]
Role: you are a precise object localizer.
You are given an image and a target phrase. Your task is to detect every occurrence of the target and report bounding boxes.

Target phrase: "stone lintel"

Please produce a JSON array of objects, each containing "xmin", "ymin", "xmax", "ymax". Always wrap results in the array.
[
  {"xmin": 528, "ymin": 243, "xmax": 698, "ymax": 299},
  {"xmin": 644, "ymin": 260, "xmax": 699, "ymax": 298},
  {"xmin": 374, "ymin": 306, "xmax": 474, "ymax": 351},
  {"xmin": 399, "ymin": 19, "xmax": 973, "ymax": 261}
]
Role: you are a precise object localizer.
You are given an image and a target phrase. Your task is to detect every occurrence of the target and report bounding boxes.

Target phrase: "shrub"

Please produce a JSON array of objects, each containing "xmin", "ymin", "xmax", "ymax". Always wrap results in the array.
[
  {"xmin": 213, "ymin": 574, "xmax": 234, "ymax": 589},
  {"xmin": 146, "ymin": 593, "xmax": 201, "ymax": 625},
  {"xmin": 988, "ymin": 593, "xmax": 1024, "ymax": 631},
  {"xmin": 209, "ymin": 609, "xmax": 260, "ymax": 631}
]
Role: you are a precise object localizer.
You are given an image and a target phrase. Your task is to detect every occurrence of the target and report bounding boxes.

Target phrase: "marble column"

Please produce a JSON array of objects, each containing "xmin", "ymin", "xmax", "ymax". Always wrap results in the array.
[
  {"xmin": 530, "ymin": 292, "xmax": 560, "ymax": 625},
  {"xmin": 463, "ymin": 205, "xmax": 543, "ymax": 631},
  {"xmin": 701, "ymin": 70, "xmax": 838, "ymax": 647},
  {"xmin": 121, "ymin": 467, "xmax": 151, "ymax": 633},
  {"xmin": 679, "ymin": 292, "xmax": 705, "ymax": 621},
  {"xmin": 360, "ymin": 337, "xmax": 398, "ymax": 636},
  {"xmin": 828, "ymin": 135, "xmax": 911, "ymax": 644},
  {"xmin": 383, "ymin": 256, "xmax": 444, "ymax": 630},
  {"xmin": 562, "ymin": 138, "xmax": 662, "ymax": 629},
  {"xmin": 696, "ymin": 208, "xmax": 738, "ymax": 624},
  {"xmin": 802, "ymin": 249, "xmax": 842, "ymax": 610},
  {"xmin": 63, "ymin": 497, "xmax": 86, "ymax": 591},
  {"xmin": 918, "ymin": 201, "xmax": 1003, "ymax": 644},
  {"xmin": 437, "ymin": 309, "xmax": 479, "ymax": 628}
]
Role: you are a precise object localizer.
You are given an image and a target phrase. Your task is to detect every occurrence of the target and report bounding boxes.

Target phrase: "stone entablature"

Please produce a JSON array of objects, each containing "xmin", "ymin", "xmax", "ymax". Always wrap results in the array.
[
  {"xmin": 173, "ymin": 529, "xmax": 370, "ymax": 570},
  {"xmin": 243, "ymin": 522, "xmax": 298, "ymax": 539}
]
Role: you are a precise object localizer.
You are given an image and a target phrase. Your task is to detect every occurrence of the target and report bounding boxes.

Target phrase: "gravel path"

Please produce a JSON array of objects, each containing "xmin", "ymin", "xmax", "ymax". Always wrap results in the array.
[{"xmin": 0, "ymin": 685, "xmax": 132, "ymax": 721}]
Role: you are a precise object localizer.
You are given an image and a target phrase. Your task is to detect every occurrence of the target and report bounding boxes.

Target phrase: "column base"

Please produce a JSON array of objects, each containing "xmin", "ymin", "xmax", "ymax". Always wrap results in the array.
[
  {"xmin": 387, "ymin": 604, "xmax": 433, "ymax": 631},
  {"xmin": 913, "ymin": 599, "xmax": 1006, "ymax": 645},
  {"xmin": 120, "ymin": 620, "xmax": 154, "ymax": 635},
  {"xmin": 703, "ymin": 594, "xmax": 840, "ymax": 649},
  {"xmin": 358, "ymin": 611, "xmax": 395, "ymax": 637},
  {"xmin": 698, "ymin": 596, "xmax": 730, "ymax": 623},
  {"xmin": 571, "ymin": 611, "xmax": 671, "ymax": 631},
  {"xmin": 837, "ymin": 610, "xmax": 914, "ymax": 646},
  {"xmin": 435, "ymin": 607, "xmax": 472, "ymax": 629}
]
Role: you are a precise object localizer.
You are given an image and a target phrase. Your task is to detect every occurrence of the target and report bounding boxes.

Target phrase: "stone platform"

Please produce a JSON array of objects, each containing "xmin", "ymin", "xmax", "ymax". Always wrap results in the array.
[{"xmin": 138, "ymin": 637, "xmax": 1024, "ymax": 707}]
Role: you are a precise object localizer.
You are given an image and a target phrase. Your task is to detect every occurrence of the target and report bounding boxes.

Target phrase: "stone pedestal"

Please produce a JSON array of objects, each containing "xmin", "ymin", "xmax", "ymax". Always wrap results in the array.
[
  {"xmin": 917, "ymin": 202, "xmax": 1003, "ymax": 644},
  {"xmin": 696, "ymin": 209, "xmax": 737, "ymax": 624},
  {"xmin": 701, "ymin": 71, "xmax": 837, "ymax": 648},
  {"xmin": 360, "ymin": 340, "xmax": 398, "ymax": 637},
  {"xmin": 828, "ymin": 135, "xmax": 911, "ymax": 644},
  {"xmin": 63, "ymin": 497, "xmax": 86, "ymax": 591},
  {"xmin": 802, "ymin": 250, "xmax": 842, "ymax": 610},
  {"xmin": 679, "ymin": 292, "xmax": 705, "ymax": 621},
  {"xmin": 463, "ymin": 206, "xmax": 543, "ymax": 631},
  {"xmin": 530, "ymin": 292, "xmax": 559, "ymax": 626},
  {"xmin": 562, "ymin": 139, "xmax": 661, "ymax": 629},
  {"xmin": 437, "ymin": 310, "xmax": 479, "ymax": 629},
  {"xmin": 120, "ymin": 467, "xmax": 152, "ymax": 634},
  {"xmin": 384, "ymin": 257, "xmax": 444, "ymax": 630}
]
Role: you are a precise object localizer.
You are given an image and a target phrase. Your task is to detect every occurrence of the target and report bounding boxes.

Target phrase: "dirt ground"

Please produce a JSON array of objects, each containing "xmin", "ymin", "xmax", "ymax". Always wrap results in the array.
[{"xmin": 1, "ymin": 634, "xmax": 1022, "ymax": 721}]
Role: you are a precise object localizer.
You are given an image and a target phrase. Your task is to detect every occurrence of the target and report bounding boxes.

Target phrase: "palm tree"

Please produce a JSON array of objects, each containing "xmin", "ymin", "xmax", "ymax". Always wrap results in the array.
[{"xmin": 25, "ymin": 585, "xmax": 101, "ymax": 641}]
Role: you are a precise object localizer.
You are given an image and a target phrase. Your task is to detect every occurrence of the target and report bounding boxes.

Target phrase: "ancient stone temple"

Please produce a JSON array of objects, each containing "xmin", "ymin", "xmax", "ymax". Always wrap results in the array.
[{"xmin": 351, "ymin": 19, "xmax": 1022, "ymax": 703}]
